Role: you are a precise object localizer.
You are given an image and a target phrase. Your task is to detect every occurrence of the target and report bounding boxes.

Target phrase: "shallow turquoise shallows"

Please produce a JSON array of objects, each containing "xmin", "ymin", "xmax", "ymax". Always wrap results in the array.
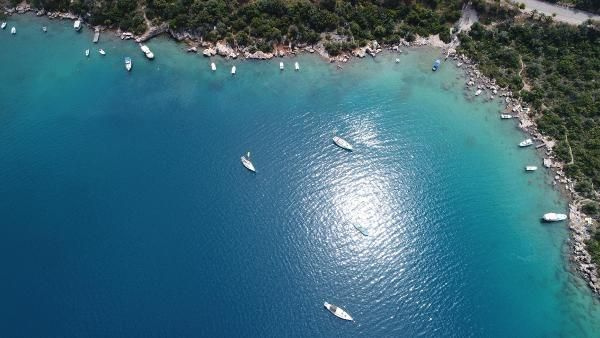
[{"xmin": 1, "ymin": 14, "xmax": 600, "ymax": 337}]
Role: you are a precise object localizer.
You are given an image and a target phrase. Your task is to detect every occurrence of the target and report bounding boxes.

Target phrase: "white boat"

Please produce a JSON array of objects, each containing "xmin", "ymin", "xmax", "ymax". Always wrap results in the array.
[
  {"xmin": 211, "ymin": 62, "xmax": 216, "ymax": 71},
  {"xmin": 519, "ymin": 138, "xmax": 533, "ymax": 147},
  {"xmin": 11, "ymin": 26, "xmax": 16, "ymax": 34},
  {"xmin": 475, "ymin": 89, "xmax": 482, "ymax": 96},
  {"xmin": 542, "ymin": 213, "xmax": 567, "ymax": 222},
  {"xmin": 140, "ymin": 44, "xmax": 154, "ymax": 59},
  {"xmin": 354, "ymin": 224, "xmax": 369, "ymax": 236},
  {"xmin": 99, "ymin": 49, "xmax": 106, "ymax": 55},
  {"xmin": 125, "ymin": 57, "xmax": 132, "ymax": 72},
  {"xmin": 457, "ymin": 62, "xmax": 463, "ymax": 67},
  {"xmin": 280, "ymin": 61, "xmax": 284, "ymax": 70},
  {"xmin": 294, "ymin": 62, "xmax": 300, "ymax": 71},
  {"xmin": 500, "ymin": 114, "xmax": 513, "ymax": 119},
  {"xmin": 1, "ymin": 22, "xmax": 6, "ymax": 29},
  {"xmin": 231, "ymin": 66, "xmax": 236, "ymax": 75},
  {"xmin": 42, "ymin": 26, "xmax": 47, "ymax": 33},
  {"xmin": 324, "ymin": 302, "xmax": 353, "ymax": 321},
  {"xmin": 525, "ymin": 166, "xmax": 538, "ymax": 171},
  {"xmin": 85, "ymin": 49, "xmax": 90, "ymax": 57},
  {"xmin": 333, "ymin": 136, "xmax": 353, "ymax": 151},
  {"xmin": 241, "ymin": 152, "xmax": 255, "ymax": 172},
  {"xmin": 74, "ymin": 20, "xmax": 81, "ymax": 31},
  {"xmin": 395, "ymin": 58, "xmax": 400, "ymax": 63}
]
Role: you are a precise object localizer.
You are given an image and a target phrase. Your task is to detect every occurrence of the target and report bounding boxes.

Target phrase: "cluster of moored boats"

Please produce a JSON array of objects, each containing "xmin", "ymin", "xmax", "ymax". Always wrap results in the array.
[{"xmin": 2, "ymin": 21, "xmax": 16, "ymax": 34}]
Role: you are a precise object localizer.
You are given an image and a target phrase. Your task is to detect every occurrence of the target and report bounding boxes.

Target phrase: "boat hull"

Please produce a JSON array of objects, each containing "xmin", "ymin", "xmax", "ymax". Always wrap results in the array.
[
  {"xmin": 241, "ymin": 156, "xmax": 255, "ymax": 172},
  {"xmin": 324, "ymin": 302, "xmax": 353, "ymax": 321},
  {"xmin": 333, "ymin": 136, "xmax": 353, "ymax": 151}
]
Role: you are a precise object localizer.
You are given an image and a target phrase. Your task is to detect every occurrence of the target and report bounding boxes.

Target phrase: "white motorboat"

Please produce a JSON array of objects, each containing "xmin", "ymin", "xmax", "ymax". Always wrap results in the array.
[
  {"xmin": 74, "ymin": 19, "xmax": 81, "ymax": 31},
  {"xmin": 354, "ymin": 224, "xmax": 369, "ymax": 236},
  {"xmin": 211, "ymin": 62, "xmax": 216, "ymax": 71},
  {"xmin": 99, "ymin": 49, "xmax": 106, "ymax": 55},
  {"xmin": 395, "ymin": 58, "xmax": 400, "ymax": 63},
  {"xmin": 542, "ymin": 213, "xmax": 567, "ymax": 222},
  {"xmin": 500, "ymin": 114, "xmax": 513, "ymax": 119},
  {"xmin": 42, "ymin": 26, "xmax": 47, "ymax": 33},
  {"xmin": 1, "ymin": 22, "xmax": 6, "ymax": 29},
  {"xmin": 140, "ymin": 44, "xmax": 154, "ymax": 59},
  {"xmin": 525, "ymin": 166, "xmax": 538, "ymax": 171},
  {"xmin": 333, "ymin": 136, "xmax": 353, "ymax": 151},
  {"xmin": 231, "ymin": 66, "xmax": 236, "ymax": 75},
  {"xmin": 124, "ymin": 57, "xmax": 132, "ymax": 72},
  {"xmin": 85, "ymin": 49, "xmax": 90, "ymax": 57},
  {"xmin": 11, "ymin": 26, "xmax": 16, "ymax": 34},
  {"xmin": 324, "ymin": 302, "xmax": 353, "ymax": 321},
  {"xmin": 294, "ymin": 61, "xmax": 300, "ymax": 71},
  {"xmin": 475, "ymin": 89, "xmax": 482, "ymax": 96},
  {"xmin": 519, "ymin": 138, "xmax": 533, "ymax": 147},
  {"xmin": 280, "ymin": 62, "xmax": 284, "ymax": 70},
  {"xmin": 241, "ymin": 152, "xmax": 255, "ymax": 172}
]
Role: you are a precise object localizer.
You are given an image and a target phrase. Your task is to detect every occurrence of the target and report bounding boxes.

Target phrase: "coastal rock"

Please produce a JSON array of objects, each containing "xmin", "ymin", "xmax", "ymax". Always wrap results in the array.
[
  {"xmin": 187, "ymin": 47, "xmax": 198, "ymax": 53},
  {"xmin": 216, "ymin": 42, "xmax": 235, "ymax": 57},
  {"xmin": 244, "ymin": 51, "xmax": 274, "ymax": 60},
  {"xmin": 36, "ymin": 9, "xmax": 46, "ymax": 17},
  {"xmin": 137, "ymin": 23, "xmax": 169, "ymax": 43},
  {"xmin": 203, "ymin": 47, "xmax": 217, "ymax": 57}
]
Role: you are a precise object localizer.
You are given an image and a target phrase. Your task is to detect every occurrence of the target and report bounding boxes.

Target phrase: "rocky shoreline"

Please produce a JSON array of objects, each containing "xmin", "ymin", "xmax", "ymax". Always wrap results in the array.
[{"xmin": 4, "ymin": 2, "xmax": 599, "ymax": 297}]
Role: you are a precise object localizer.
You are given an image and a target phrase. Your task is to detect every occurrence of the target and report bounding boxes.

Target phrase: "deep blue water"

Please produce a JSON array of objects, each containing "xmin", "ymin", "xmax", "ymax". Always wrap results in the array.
[{"xmin": 1, "ymin": 15, "xmax": 600, "ymax": 337}]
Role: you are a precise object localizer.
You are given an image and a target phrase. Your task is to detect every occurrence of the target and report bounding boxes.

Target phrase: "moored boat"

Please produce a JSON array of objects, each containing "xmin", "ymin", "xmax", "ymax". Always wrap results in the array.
[
  {"xmin": 42, "ymin": 26, "xmax": 47, "ymax": 33},
  {"xmin": 324, "ymin": 302, "xmax": 353, "ymax": 321},
  {"xmin": 241, "ymin": 152, "xmax": 255, "ymax": 172},
  {"xmin": 432, "ymin": 59, "xmax": 441, "ymax": 71},
  {"xmin": 280, "ymin": 62, "xmax": 284, "ymax": 70},
  {"xmin": 85, "ymin": 49, "xmax": 90, "ymax": 57},
  {"xmin": 140, "ymin": 44, "xmax": 154, "ymax": 59},
  {"xmin": 294, "ymin": 61, "xmax": 300, "ymax": 71},
  {"xmin": 211, "ymin": 62, "xmax": 216, "ymax": 71},
  {"xmin": 525, "ymin": 166, "xmax": 538, "ymax": 171},
  {"xmin": 124, "ymin": 57, "xmax": 132, "ymax": 72},
  {"xmin": 99, "ymin": 49, "xmax": 106, "ymax": 55},
  {"xmin": 519, "ymin": 138, "xmax": 533, "ymax": 147},
  {"xmin": 542, "ymin": 213, "xmax": 567, "ymax": 222},
  {"xmin": 395, "ymin": 58, "xmax": 400, "ymax": 63},
  {"xmin": 1, "ymin": 22, "xmax": 6, "ymax": 29},
  {"xmin": 333, "ymin": 136, "xmax": 353, "ymax": 151},
  {"xmin": 74, "ymin": 19, "xmax": 81, "ymax": 31},
  {"xmin": 11, "ymin": 26, "xmax": 16, "ymax": 34},
  {"xmin": 231, "ymin": 65, "xmax": 236, "ymax": 75},
  {"xmin": 500, "ymin": 114, "xmax": 513, "ymax": 119}
]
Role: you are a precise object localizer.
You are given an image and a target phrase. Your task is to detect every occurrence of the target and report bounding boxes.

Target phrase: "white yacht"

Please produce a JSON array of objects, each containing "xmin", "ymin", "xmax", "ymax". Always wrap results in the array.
[
  {"xmin": 324, "ymin": 302, "xmax": 353, "ymax": 321},
  {"xmin": 395, "ymin": 58, "xmax": 400, "ymax": 63},
  {"xmin": 333, "ymin": 136, "xmax": 353, "ymax": 151},
  {"xmin": 500, "ymin": 114, "xmax": 513, "ymax": 119},
  {"xmin": 11, "ymin": 26, "xmax": 16, "ymax": 34},
  {"xmin": 294, "ymin": 61, "xmax": 300, "ymax": 71},
  {"xmin": 99, "ymin": 49, "xmax": 106, "ymax": 55},
  {"xmin": 74, "ymin": 19, "xmax": 81, "ymax": 31},
  {"xmin": 525, "ymin": 166, "xmax": 538, "ymax": 171},
  {"xmin": 519, "ymin": 138, "xmax": 533, "ymax": 147},
  {"xmin": 85, "ymin": 49, "xmax": 90, "ymax": 57},
  {"xmin": 280, "ymin": 62, "xmax": 284, "ymax": 70},
  {"xmin": 542, "ymin": 213, "xmax": 567, "ymax": 222},
  {"xmin": 42, "ymin": 26, "xmax": 47, "ymax": 33},
  {"xmin": 211, "ymin": 62, "xmax": 216, "ymax": 71},
  {"xmin": 354, "ymin": 224, "xmax": 369, "ymax": 236},
  {"xmin": 140, "ymin": 44, "xmax": 154, "ymax": 59},
  {"xmin": 231, "ymin": 65, "xmax": 236, "ymax": 75},
  {"xmin": 475, "ymin": 89, "xmax": 482, "ymax": 96},
  {"xmin": 241, "ymin": 152, "xmax": 255, "ymax": 172},
  {"xmin": 1, "ymin": 22, "xmax": 6, "ymax": 29},
  {"xmin": 124, "ymin": 57, "xmax": 132, "ymax": 72}
]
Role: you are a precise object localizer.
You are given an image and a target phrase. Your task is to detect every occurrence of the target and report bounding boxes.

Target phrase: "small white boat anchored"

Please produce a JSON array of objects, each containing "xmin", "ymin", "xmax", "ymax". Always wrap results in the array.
[
  {"xmin": 124, "ymin": 57, "xmax": 132, "ymax": 72},
  {"xmin": 324, "ymin": 302, "xmax": 353, "ymax": 321},
  {"xmin": 1, "ymin": 22, "xmax": 6, "ymax": 29},
  {"xmin": 280, "ymin": 61, "xmax": 284, "ymax": 70},
  {"xmin": 294, "ymin": 61, "xmax": 300, "ymax": 71},
  {"xmin": 241, "ymin": 152, "xmax": 256, "ymax": 173},
  {"xmin": 99, "ymin": 49, "xmax": 106, "ymax": 55},
  {"xmin": 475, "ymin": 89, "xmax": 482, "ymax": 96},
  {"xmin": 211, "ymin": 62, "xmax": 216, "ymax": 71},
  {"xmin": 74, "ymin": 19, "xmax": 81, "ymax": 31},
  {"xmin": 85, "ymin": 49, "xmax": 90, "ymax": 57},
  {"xmin": 11, "ymin": 26, "xmax": 16, "ymax": 35},
  {"xmin": 525, "ymin": 166, "xmax": 538, "ymax": 171},
  {"xmin": 500, "ymin": 114, "xmax": 513, "ymax": 119},
  {"xmin": 395, "ymin": 58, "xmax": 400, "ymax": 63},
  {"xmin": 140, "ymin": 44, "xmax": 154, "ymax": 59},
  {"xmin": 231, "ymin": 65, "xmax": 236, "ymax": 75},
  {"xmin": 333, "ymin": 136, "xmax": 353, "ymax": 151},
  {"xmin": 42, "ymin": 26, "xmax": 47, "ymax": 33},
  {"xmin": 519, "ymin": 138, "xmax": 533, "ymax": 147},
  {"xmin": 542, "ymin": 213, "xmax": 568, "ymax": 222}
]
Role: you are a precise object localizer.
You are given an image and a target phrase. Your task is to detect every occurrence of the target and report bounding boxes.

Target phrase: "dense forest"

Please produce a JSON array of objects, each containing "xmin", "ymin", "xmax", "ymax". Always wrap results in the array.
[{"xmin": 6, "ymin": 0, "xmax": 463, "ymax": 50}]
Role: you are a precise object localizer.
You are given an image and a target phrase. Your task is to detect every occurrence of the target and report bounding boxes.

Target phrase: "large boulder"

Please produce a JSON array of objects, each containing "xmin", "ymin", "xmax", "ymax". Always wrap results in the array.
[
  {"xmin": 203, "ymin": 47, "xmax": 217, "ymax": 57},
  {"xmin": 216, "ymin": 42, "xmax": 234, "ymax": 57}
]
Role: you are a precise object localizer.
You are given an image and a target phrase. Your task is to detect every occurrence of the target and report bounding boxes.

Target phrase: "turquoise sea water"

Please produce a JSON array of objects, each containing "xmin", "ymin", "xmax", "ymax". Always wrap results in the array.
[{"xmin": 1, "ymin": 14, "xmax": 600, "ymax": 337}]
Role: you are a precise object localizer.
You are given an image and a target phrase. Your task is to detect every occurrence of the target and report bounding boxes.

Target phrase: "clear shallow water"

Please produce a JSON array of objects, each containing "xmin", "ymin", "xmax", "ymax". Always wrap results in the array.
[{"xmin": 1, "ymin": 15, "xmax": 600, "ymax": 337}]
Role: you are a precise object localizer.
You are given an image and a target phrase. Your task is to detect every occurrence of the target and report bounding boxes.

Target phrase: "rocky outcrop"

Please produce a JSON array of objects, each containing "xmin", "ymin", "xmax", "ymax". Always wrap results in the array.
[
  {"xmin": 202, "ymin": 47, "xmax": 217, "ymax": 57},
  {"xmin": 136, "ymin": 23, "xmax": 169, "ymax": 43},
  {"xmin": 244, "ymin": 50, "xmax": 274, "ymax": 59}
]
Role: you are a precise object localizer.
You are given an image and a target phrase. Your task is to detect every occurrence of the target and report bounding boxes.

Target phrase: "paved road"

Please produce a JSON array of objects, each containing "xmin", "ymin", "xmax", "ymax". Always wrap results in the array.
[{"xmin": 519, "ymin": 0, "xmax": 600, "ymax": 25}]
